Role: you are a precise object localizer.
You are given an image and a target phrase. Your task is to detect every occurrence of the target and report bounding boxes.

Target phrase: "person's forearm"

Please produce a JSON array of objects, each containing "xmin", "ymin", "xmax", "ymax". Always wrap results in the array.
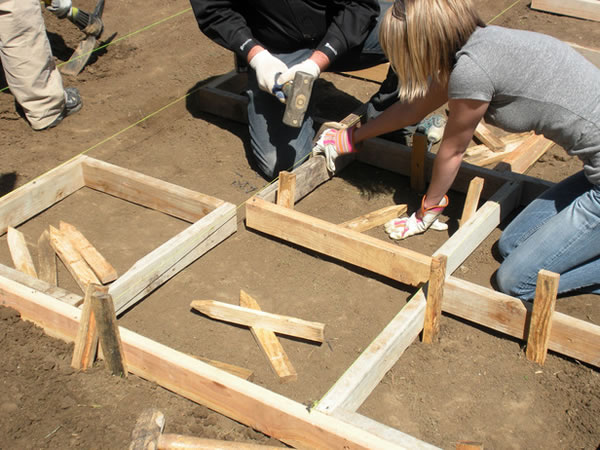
[
  {"xmin": 424, "ymin": 143, "xmax": 464, "ymax": 207},
  {"xmin": 309, "ymin": 50, "xmax": 330, "ymax": 72},
  {"xmin": 247, "ymin": 45, "xmax": 264, "ymax": 64}
]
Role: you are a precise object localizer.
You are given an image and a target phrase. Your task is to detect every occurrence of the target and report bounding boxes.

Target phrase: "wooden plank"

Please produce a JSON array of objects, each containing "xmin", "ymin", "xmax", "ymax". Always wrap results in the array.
[
  {"xmin": 81, "ymin": 156, "xmax": 224, "ymax": 223},
  {"xmin": 442, "ymin": 276, "xmax": 600, "ymax": 367},
  {"xmin": 239, "ymin": 290, "xmax": 297, "ymax": 382},
  {"xmin": 531, "ymin": 0, "xmax": 600, "ymax": 22},
  {"xmin": 91, "ymin": 290, "xmax": 127, "ymax": 377},
  {"xmin": 435, "ymin": 181, "xmax": 521, "ymax": 275},
  {"xmin": 526, "ymin": 270, "xmax": 560, "ymax": 365},
  {"xmin": 246, "ymin": 196, "xmax": 431, "ymax": 287},
  {"xmin": 0, "ymin": 263, "xmax": 82, "ymax": 306},
  {"xmin": 59, "ymin": 221, "xmax": 118, "ymax": 284},
  {"xmin": 317, "ymin": 290, "xmax": 427, "ymax": 414},
  {"xmin": 191, "ymin": 299, "xmax": 325, "ymax": 343},
  {"xmin": 0, "ymin": 275, "xmax": 419, "ymax": 449},
  {"xmin": 49, "ymin": 225, "xmax": 101, "ymax": 293},
  {"xmin": 7, "ymin": 227, "xmax": 37, "ymax": 278},
  {"xmin": 331, "ymin": 409, "xmax": 439, "ymax": 450},
  {"xmin": 71, "ymin": 284, "xmax": 99, "ymax": 370},
  {"xmin": 129, "ymin": 408, "xmax": 165, "ymax": 450},
  {"xmin": 111, "ymin": 202, "xmax": 237, "ymax": 315},
  {"xmin": 276, "ymin": 171, "xmax": 296, "ymax": 209},
  {"xmin": 410, "ymin": 133, "xmax": 427, "ymax": 192},
  {"xmin": 339, "ymin": 204, "xmax": 407, "ymax": 233},
  {"xmin": 37, "ymin": 230, "xmax": 57, "ymax": 285},
  {"xmin": 0, "ymin": 155, "xmax": 84, "ymax": 236},
  {"xmin": 355, "ymin": 136, "xmax": 553, "ymax": 205},
  {"xmin": 494, "ymin": 135, "xmax": 554, "ymax": 174},
  {"xmin": 473, "ymin": 121, "xmax": 504, "ymax": 150},
  {"xmin": 463, "ymin": 135, "xmax": 532, "ymax": 167},
  {"xmin": 459, "ymin": 177, "xmax": 484, "ymax": 226},
  {"xmin": 422, "ymin": 255, "xmax": 448, "ymax": 344}
]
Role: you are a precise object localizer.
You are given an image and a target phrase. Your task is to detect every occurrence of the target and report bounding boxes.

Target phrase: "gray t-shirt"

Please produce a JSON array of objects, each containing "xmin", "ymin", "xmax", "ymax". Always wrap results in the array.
[{"xmin": 449, "ymin": 26, "xmax": 600, "ymax": 184}]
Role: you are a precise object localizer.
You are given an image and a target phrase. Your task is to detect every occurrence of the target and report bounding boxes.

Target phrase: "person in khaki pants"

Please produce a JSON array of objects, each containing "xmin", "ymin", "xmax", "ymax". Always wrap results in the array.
[{"xmin": 0, "ymin": 0, "xmax": 82, "ymax": 130}]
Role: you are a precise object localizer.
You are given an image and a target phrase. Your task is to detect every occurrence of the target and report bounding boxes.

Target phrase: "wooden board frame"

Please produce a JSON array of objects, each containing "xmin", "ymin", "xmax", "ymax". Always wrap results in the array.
[
  {"xmin": 0, "ymin": 155, "xmax": 237, "ymax": 315},
  {"xmin": 2, "ymin": 70, "xmax": 600, "ymax": 448}
]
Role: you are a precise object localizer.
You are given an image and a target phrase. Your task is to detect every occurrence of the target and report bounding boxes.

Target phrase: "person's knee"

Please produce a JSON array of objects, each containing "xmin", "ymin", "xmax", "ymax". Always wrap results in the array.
[{"xmin": 495, "ymin": 262, "xmax": 535, "ymax": 300}]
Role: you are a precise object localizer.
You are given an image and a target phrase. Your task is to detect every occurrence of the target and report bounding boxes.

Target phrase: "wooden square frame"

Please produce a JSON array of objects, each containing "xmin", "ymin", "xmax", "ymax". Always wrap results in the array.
[{"xmin": 0, "ymin": 155, "xmax": 237, "ymax": 315}]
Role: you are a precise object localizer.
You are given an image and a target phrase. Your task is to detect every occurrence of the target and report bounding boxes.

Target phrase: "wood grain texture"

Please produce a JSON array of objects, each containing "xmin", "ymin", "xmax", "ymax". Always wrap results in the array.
[
  {"xmin": 7, "ymin": 227, "xmax": 37, "ymax": 278},
  {"xmin": 422, "ymin": 255, "xmax": 448, "ymax": 344},
  {"xmin": 526, "ymin": 270, "xmax": 560, "ymax": 365},
  {"xmin": 191, "ymin": 299, "xmax": 325, "ymax": 343},
  {"xmin": 531, "ymin": 0, "xmax": 600, "ymax": 22},
  {"xmin": 276, "ymin": 171, "xmax": 296, "ymax": 209},
  {"xmin": 37, "ymin": 230, "xmax": 57, "ymax": 286},
  {"xmin": 239, "ymin": 290, "xmax": 296, "ymax": 383},
  {"xmin": 339, "ymin": 204, "xmax": 407, "ymax": 233}
]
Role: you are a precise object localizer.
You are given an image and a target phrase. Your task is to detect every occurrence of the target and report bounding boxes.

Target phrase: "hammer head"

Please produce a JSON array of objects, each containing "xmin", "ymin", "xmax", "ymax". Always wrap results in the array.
[{"xmin": 282, "ymin": 71, "xmax": 316, "ymax": 128}]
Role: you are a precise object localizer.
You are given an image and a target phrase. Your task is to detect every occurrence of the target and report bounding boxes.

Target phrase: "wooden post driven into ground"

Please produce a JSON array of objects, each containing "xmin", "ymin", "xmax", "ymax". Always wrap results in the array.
[
  {"xmin": 526, "ymin": 270, "xmax": 560, "ymax": 365},
  {"xmin": 422, "ymin": 254, "xmax": 448, "ymax": 344},
  {"xmin": 71, "ymin": 284, "xmax": 100, "ymax": 370},
  {"xmin": 460, "ymin": 177, "xmax": 484, "ymax": 226},
  {"xmin": 91, "ymin": 289, "xmax": 127, "ymax": 377},
  {"xmin": 411, "ymin": 133, "xmax": 428, "ymax": 192},
  {"xmin": 276, "ymin": 171, "xmax": 296, "ymax": 209}
]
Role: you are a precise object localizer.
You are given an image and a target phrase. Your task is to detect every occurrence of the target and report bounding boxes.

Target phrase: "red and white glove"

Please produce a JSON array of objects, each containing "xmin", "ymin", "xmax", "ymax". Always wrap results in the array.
[
  {"xmin": 312, "ymin": 125, "xmax": 357, "ymax": 173},
  {"xmin": 277, "ymin": 59, "xmax": 321, "ymax": 86},
  {"xmin": 249, "ymin": 50, "xmax": 288, "ymax": 97},
  {"xmin": 384, "ymin": 195, "xmax": 449, "ymax": 240}
]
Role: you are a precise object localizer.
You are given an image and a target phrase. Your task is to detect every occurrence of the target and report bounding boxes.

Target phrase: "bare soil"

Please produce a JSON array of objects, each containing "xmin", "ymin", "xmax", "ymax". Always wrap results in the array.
[{"xmin": 1, "ymin": 1, "xmax": 599, "ymax": 449}]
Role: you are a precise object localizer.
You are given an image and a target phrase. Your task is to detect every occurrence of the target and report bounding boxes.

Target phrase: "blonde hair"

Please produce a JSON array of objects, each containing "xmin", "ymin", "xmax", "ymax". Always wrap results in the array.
[{"xmin": 379, "ymin": 0, "xmax": 485, "ymax": 102}]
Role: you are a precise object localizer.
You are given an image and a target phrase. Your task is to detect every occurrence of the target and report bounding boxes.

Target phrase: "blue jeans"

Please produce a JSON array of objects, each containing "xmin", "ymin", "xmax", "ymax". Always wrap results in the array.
[
  {"xmin": 247, "ymin": 1, "xmax": 397, "ymax": 179},
  {"xmin": 496, "ymin": 171, "xmax": 600, "ymax": 300}
]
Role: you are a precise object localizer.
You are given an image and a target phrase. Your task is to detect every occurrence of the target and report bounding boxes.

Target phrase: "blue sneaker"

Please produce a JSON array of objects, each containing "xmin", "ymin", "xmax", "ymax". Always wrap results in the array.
[{"xmin": 416, "ymin": 114, "xmax": 447, "ymax": 144}]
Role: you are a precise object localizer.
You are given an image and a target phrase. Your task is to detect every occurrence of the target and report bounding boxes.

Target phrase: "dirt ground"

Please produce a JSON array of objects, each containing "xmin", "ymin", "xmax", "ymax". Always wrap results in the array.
[{"xmin": 1, "ymin": 1, "xmax": 600, "ymax": 448}]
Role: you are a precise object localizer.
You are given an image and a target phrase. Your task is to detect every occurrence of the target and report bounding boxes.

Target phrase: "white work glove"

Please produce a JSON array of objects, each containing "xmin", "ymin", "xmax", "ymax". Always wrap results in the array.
[
  {"xmin": 45, "ymin": 0, "xmax": 72, "ymax": 18},
  {"xmin": 249, "ymin": 50, "xmax": 288, "ymax": 98},
  {"xmin": 277, "ymin": 59, "xmax": 321, "ymax": 86},
  {"xmin": 312, "ymin": 124, "xmax": 356, "ymax": 173},
  {"xmin": 384, "ymin": 195, "xmax": 449, "ymax": 240}
]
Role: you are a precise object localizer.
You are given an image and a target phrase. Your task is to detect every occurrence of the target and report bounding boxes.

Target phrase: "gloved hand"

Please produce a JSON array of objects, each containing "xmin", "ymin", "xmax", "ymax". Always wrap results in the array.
[
  {"xmin": 312, "ymin": 124, "xmax": 356, "ymax": 173},
  {"xmin": 45, "ymin": 0, "xmax": 72, "ymax": 18},
  {"xmin": 248, "ymin": 50, "xmax": 288, "ymax": 99},
  {"xmin": 384, "ymin": 195, "xmax": 449, "ymax": 240},
  {"xmin": 277, "ymin": 59, "xmax": 321, "ymax": 86}
]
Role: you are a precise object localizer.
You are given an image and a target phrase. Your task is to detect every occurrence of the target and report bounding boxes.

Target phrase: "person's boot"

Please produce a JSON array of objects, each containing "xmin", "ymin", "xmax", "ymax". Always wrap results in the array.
[{"xmin": 37, "ymin": 87, "xmax": 83, "ymax": 130}]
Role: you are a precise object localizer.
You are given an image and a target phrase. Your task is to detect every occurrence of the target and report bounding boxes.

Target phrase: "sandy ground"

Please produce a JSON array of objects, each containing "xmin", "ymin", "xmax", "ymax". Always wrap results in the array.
[{"xmin": 1, "ymin": 0, "xmax": 599, "ymax": 448}]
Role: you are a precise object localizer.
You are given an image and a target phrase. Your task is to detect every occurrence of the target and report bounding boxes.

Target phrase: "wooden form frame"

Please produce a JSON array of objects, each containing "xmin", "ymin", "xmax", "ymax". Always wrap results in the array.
[
  {"xmin": 245, "ymin": 137, "xmax": 600, "ymax": 437},
  {"xmin": 0, "ymin": 155, "xmax": 237, "ymax": 315},
  {"xmin": 531, "ymin": 0, "xmax": 600, "ymax": 22}
]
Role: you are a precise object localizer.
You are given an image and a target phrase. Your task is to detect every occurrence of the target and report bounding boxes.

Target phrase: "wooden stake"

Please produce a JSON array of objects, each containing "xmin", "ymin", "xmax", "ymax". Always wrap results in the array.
[
  {"xmin": 59, "ymin": 221, "xmax": 118, "ymax": 284},
  {"xmin": 129, "ymin": 408, "xmax": 165, "ymax": 450},
  {"xmin": 240, "ymin": 290, "xmax": 297, "ymax": 383},
  {"xmin": 71, "ymin": 284, "xmax": 100, "ymax": 370},
  {"xmin": 422, "ymin": 254, "xmax": 448, "ymax": 344},
  {"xmin": 91, "ymin": 290, "xmax": 127, "ymax": 377},
  {"xmin": 37, "ymin": 230, "xmax": 57, "ymax": 285},
  {"xmin": 191, "ymin": 299, "xmax": 325, "ymax": 343},
  {"xmin": 459, "ymin": 177, "xmax": 484, "ymax": 226},
  {"xmin": 410, "ymin": 133, "xmax": 427, "ymax": 192},
  {"xmin": 339, "ymin": 204, "xmax": 407, "ymax": 233},
  {"xmin": 526, "ymin": 270, "xmax": 560, "ymax": 365},
  {"xmin": 194, "ymin": 356, "xmax": 253, "ymax": 380},
  {"xmin": 7, "ymin": 227, "xmax": 37, "ymax": 278},
  {"xmin": 49, "ymin": 225, "xmax": 101, "ymax": 293},
  {"xmin": 276, "ymin": 171, "xmax": 296, "ymax": 209}
]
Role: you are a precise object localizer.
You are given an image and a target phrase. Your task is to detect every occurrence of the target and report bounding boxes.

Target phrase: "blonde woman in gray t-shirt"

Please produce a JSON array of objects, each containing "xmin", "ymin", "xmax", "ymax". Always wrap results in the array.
[{"xmin": 312, "ymin": 0, "xmax": 600, "ymax": 300}]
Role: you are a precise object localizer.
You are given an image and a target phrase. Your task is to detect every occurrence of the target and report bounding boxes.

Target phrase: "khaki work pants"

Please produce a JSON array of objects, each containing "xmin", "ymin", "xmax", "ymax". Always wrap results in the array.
[{"xmin": 0, "ymin": 0, "xmax": 64, "ymax": 130}]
